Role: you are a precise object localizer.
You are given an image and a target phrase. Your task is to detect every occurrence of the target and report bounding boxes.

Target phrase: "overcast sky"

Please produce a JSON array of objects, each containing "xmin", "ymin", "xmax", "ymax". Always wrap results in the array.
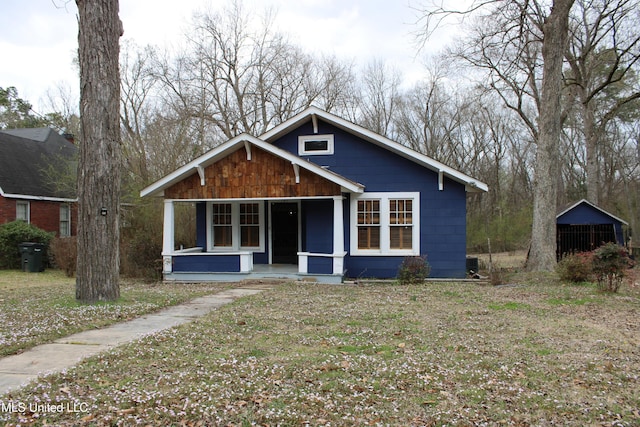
[{"xmin": 0, "ymin": 0, "xmax": 456, "ymax": 113}]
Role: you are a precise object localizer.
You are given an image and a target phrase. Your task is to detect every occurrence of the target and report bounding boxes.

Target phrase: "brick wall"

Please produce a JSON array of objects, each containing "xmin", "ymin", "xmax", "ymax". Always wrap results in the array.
[{"xmin": 0, "ymin": 196, "xmax": 77, "ymax": 236}]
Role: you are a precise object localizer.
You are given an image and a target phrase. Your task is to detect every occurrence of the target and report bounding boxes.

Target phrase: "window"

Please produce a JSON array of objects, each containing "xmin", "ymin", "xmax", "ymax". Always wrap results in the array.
[
  {"xmin": 16, "ymin": 201, "xmax": 29, "ymax": 222},
  {"xmin": 60, "ymin": 205, "xmax": 71, "ymax": 237},
  {"xmin": 357, "ymin": 199, "xmax": 380, "ymax": 249},
  {"xmin": 389, "ymin": 199, "xmax": 412, "ymax": 249},
  {"xmin": 351, "ymin": 192, "xmax": 419, "ymax": 255},
  {"xmin": 212, "ymin": 203, "xmax": 233, "ymax": 247},
  {"xmin": 298, "ymin": 134, "xmax": 334, "ymax": 155},
  {"xmin": 209, "ymin": 202, "xmax": 264, "ymax": 250},
  {"xmin": 240, "ymin": 203, "xmax": 260, "ymax": 247}
]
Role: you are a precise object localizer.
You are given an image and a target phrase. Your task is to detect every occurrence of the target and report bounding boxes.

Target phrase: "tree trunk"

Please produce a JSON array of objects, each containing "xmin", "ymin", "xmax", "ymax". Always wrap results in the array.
[
  {"xmin": 528, "ymin": 0, "xmax": 575, "ymax": 272},
  {"xmin": 75, "ymin": 0, "xmax": 123, "ymax": 302},
  {"xmin": 583, "ymin": 101, "xmax": 600, "ymax": 204}
]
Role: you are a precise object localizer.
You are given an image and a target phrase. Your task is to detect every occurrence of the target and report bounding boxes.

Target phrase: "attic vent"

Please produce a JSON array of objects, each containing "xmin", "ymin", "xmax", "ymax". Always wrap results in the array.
[{"xmin": 298, "ymin": 134, "xmax": 334, "ymax": 155}]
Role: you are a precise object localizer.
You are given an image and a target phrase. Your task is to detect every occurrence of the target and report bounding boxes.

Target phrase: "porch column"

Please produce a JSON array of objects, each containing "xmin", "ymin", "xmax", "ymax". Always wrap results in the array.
[
  {"xmin": 162, "ymin": 200, "xmax": 175, "ymax": 273},
  {"xmin": 333, "ymin": 195, "xmax": 345, "ymax": 274}
]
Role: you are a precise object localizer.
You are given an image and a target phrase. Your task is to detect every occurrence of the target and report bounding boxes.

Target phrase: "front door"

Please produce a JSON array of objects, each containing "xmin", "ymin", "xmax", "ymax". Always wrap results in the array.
[{"xmin": 271, "ymin": 202, "xmax": 298, "ymax": 264}]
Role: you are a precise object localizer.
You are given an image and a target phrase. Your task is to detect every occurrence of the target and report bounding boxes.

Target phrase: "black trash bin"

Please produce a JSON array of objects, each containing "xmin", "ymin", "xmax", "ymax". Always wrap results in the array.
[
  {"xmin": 19, "ymin": 242, "xmax": 46, "ymax": 273},
  {"xmin": 466, "ymin": 256, "xmax": 479, "ymax": 275}
]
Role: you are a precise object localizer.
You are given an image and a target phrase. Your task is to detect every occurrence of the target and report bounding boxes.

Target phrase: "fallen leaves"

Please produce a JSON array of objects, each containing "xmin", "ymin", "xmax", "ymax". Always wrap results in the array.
[{"xmin": 1, "ymin": 280, "xmax": 639, "ymax": 426}]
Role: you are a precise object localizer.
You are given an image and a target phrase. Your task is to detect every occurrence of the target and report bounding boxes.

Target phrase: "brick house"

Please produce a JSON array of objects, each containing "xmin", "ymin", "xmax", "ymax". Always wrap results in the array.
[{"xmin": 0, "ymin": 128, "xmax": 77, "ymax": 236}]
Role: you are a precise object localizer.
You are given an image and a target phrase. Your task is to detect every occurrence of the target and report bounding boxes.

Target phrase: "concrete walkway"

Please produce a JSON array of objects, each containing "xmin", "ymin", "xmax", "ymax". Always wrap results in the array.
[{"xmin": 0, "ymin": 285, "xmax": 272, "ymax": 396}]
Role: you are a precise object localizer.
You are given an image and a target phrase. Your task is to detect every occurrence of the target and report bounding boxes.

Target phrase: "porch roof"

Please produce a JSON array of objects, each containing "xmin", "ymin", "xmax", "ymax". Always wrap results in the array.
[{"xmin": 140, "ymin": 133, "xmax": 365, "ymax": 198}]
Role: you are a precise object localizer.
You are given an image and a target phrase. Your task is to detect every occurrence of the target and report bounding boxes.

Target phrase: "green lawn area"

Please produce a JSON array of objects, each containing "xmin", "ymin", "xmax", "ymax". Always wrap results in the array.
[{"xmin": 1, "ymin": 270, "xmax": 639, "ymax": 426}]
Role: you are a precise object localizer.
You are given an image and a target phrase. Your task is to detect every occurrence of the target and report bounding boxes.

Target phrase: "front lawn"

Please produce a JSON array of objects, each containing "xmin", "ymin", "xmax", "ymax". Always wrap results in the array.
[
  {"xmin": 1, "ymin": 273, "xmax": 639, "ymax": 426},
  {"xmin": 0, "ymin": 270, "xmax": 230, "ymax": 356}
]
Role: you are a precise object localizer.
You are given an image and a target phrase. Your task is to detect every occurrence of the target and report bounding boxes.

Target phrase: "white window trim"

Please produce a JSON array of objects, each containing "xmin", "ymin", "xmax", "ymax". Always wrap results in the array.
[
  {"xmin": 16, "ymin": 201, "xmax": 30, "ymax": 223},
  {"xmin": 206, "ymin": 201, "xmax": 265, "ymax": 252},
  {"xmin": 298, "ymin": 134, "xmax": 334, "ymax": 155},
  {"xmin": 59, "ymin": 204, "xmax": 71, "ymax": 237},
  {"xmin": 350, "ymin": 192, "xmax": 420, "ymax": 256}
]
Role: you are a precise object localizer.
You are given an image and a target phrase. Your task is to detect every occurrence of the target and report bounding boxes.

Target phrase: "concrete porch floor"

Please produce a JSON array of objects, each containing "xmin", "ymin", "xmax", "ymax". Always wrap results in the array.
[{"xmin": 164, "ymin": 263, "xmax": 344, "ymax": 284}]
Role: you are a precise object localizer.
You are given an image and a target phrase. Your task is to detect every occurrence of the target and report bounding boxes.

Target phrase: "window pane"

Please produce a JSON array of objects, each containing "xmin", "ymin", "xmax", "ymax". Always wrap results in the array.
[
  {"xmin": 390, "ymin": 226, "xmax": 412, "ymax": 249},
  {"xmin": 241, "ymin": 226, "xmax": 259, "ymax": 247},
  {"xmin": 357, "ymin": 226, "xmax": 380, "ymax": 249},
  {"xmin": 240, "ymin": 203, "xmax": 259, "ymax": 225},
  {"xmin": 60, "ymin": 205, "xmax": 71, "ymax": 237},
  {"xmin": 16, "ymin": 202, "xmax": 28, "ymax": 221},
  {"xmin": 357, "ymin": 199, "xmax": 380, "ymax": 225},
  {"xmin": 390, "ymin": 199, "xmax": 412, "ymax": 225},
  {"xmin": 213, "ymin": 203, "xmax": 233, "ymax": 247},
  {"xmin": 214, "ymin": 226, "xmax": 233, "ymax": 247},
  {"xmin": 304, "ymin": 139, "xmax": 328, "ymax": 151}
]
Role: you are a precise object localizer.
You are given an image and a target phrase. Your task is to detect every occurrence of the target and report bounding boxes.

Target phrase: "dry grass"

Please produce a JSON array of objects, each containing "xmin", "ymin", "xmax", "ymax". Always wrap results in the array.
[
  {"xmin": 1, "ymin": 270, "xmax": 639, "ymax": 426},
  {"xmin": 0, "ymin": 270, "xmax": 230, "ymax": 356}
]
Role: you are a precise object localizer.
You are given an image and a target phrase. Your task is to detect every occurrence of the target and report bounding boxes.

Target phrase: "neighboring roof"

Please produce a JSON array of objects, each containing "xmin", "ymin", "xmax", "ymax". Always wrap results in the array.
[
  {"xmin": 260, "ymin": 106, "xmax": 488, "ymax": 193},
  {"xmin": 0, "ymin": 127, "xmax": 77, "ymax": 201},
  {"xmin": 556, "ymin": 199, "xmax": 628, "ymax": 225},
  {"xmin": 141, "ymin": 133, "xmax": 365, "ymax": 198}
]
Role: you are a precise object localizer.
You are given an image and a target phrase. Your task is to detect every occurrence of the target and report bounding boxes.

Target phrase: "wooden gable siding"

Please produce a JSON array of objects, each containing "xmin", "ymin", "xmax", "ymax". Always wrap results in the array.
[{"xmin": 165, "ymin": 145, "xmax": 341, "ymax": 199}]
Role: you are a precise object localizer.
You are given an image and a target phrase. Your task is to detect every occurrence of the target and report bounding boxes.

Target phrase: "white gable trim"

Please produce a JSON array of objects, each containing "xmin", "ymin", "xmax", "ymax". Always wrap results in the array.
[
  {"xmin": 140, "ymin": 133, "xmax": 364, "ymax": 198},
  {"xmin": 261, "ymin": 106, "xmax": 488, "ymax": 193}
]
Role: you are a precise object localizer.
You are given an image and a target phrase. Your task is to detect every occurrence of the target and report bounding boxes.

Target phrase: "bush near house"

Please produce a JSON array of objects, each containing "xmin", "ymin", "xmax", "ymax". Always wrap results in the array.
[
  {"xmin": 556, "ymin": 251, "xmax": 594, "ymax": 283},
  {"xmin": 592, "ymin": 242, "xmax": 634, "ymax": 293},
  {"xmin": 49, "ymin": 236, "xmax": 77, "ymax": 277},
  {"xmin": 0, "ymin": 220, "xmax": 53, "ymax": 269},
  {"xmin": 397, "ymin": 255, "xmax": 431, "ymax": 284},
  {"xmin": 556, "ymin": 244, "xmax": 634, "ymax": 293}
]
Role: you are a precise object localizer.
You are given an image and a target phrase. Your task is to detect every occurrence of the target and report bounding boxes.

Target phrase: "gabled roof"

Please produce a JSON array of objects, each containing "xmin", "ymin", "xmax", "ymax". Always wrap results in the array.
[
  {"xmin": 556, "ymin": 199, "xmax": 628, "ymax": 225},
  {"xmin": 0, "ymin": 128, "xmax": 77, "ymax": 201},
  {"xmin": 260, "ymin": 106, "xmax": 488, "ymax": 193},
  {"xmin": 141, "ymin": 133, "xmax": 365, "ymax": 198}
]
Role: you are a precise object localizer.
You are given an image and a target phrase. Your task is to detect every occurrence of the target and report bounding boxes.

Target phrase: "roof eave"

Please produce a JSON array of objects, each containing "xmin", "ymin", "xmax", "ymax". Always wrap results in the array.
[
  {"xmin": 261, "ymin": 107, "xmax": 488, "ymax": 193},
  {"xmin": 140, "ymin": 133, "xmax": 365, "ymax": 198}
]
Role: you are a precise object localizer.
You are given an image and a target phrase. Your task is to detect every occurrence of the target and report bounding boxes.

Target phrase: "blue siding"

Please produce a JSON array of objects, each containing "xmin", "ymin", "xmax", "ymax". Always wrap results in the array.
[
  {"xmin": 557, "ymin": 203, "xmax": 622, "ymax": 225},
  {"xmin": 196, "ymin": 202, "xmax": 207, "ymax": 248},
  {"xmin": 302, "ymin": 199, "xmax": 333, "ymax": 253},
  {"xmin": 308, "ymin": 256, "xmax": 333, "ymax": 274},
  {"xmin": 173, "ymin": 255, "xmax": 240, "ymax": 272},
  {"xmin": 557, "ymin": 202, "xmax": 625, "ymax": 248},
  {"xmin": 272, "ymin": 120, "xmax": 468, "ymax": 279},
  {"xmin": 186, "ymin": 119, "xmax": 470, "ymax": 279}
]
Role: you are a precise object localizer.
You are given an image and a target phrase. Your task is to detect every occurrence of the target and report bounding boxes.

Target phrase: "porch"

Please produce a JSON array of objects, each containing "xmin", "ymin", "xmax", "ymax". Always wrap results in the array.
[
  {"xmin": 160, "ymin": 195, "xmax": 348, "ymax": 284},
  {"xmin": 162, "ymin": 254, "xmax": 345, "ymax": 284}
]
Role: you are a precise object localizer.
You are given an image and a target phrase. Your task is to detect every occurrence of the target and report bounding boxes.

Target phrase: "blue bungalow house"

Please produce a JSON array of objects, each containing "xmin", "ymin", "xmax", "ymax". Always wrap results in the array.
[
  {"xmin": 556, "ymin": 199, "xmax": 628, "ymax": 259},
  {"xmin": 141, "ymin": 107, "xmax": 488, "ymax": 283}
]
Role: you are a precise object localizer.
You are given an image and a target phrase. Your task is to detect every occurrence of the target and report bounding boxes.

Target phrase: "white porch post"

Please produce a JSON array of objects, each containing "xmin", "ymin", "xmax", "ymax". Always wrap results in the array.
[
  {"xmin": 162, "ymin": 199, "xmax": 175, "ymax": 273},
  {"xmin": 333, "ymin": 195, "xmax": 345, "ymax": 274}
]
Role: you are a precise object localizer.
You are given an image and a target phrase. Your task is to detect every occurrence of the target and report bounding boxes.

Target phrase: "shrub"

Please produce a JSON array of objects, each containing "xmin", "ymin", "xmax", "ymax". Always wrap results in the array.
[
  {"xmin": 556, "ymin": 252, "xmax": 594, "ymax": 283},
  {"xmin": 0, "ymin": 221, "xmax": 53, "ymax": 269},
  {"xmin": 592, "ymin": 243, "xmax": 634, "ymax": 293},
  {"xmin": 50, "ymin": 236, "xmax": 77, "ymax": 277},
  {"xmin": 397, "ymin": 255, "xmax": 431, "ymax": 285},
  {"xmin": 490, "ymin": 265, "xmax": 506, "ymax": 286}
]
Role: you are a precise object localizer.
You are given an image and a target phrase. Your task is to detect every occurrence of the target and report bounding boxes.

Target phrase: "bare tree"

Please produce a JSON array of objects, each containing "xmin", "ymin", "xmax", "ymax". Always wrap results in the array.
[
  {"xmin": 75, "ymin": 0, "xmax": 123, "ymax": 302},
  {"xmin": 358, "ymin": 59, "xmax": 402, "ymax": 138},
  {"xmin": 565, "ymin": 0, "xmax": 640, "ymax": 204},
  {"xmin": 415, "ymin": 0, "xmax": 575, "ymax": 271},
  {"xmin": 528, "ymin": 0, "xmax": 575, "ymax": 271}
]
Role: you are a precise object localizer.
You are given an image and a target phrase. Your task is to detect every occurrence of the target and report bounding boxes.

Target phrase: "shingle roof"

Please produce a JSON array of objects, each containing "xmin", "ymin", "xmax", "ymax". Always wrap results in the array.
[{"xmin": 0, "ymin": 128, "xmax": 77, "ymax": 200}]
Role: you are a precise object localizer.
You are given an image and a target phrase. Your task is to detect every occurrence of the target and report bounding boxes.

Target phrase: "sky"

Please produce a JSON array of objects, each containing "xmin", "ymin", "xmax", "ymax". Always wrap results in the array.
[{"xmin": 0, "ymin": 0, "xmax": 457, "ymax": 113}]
